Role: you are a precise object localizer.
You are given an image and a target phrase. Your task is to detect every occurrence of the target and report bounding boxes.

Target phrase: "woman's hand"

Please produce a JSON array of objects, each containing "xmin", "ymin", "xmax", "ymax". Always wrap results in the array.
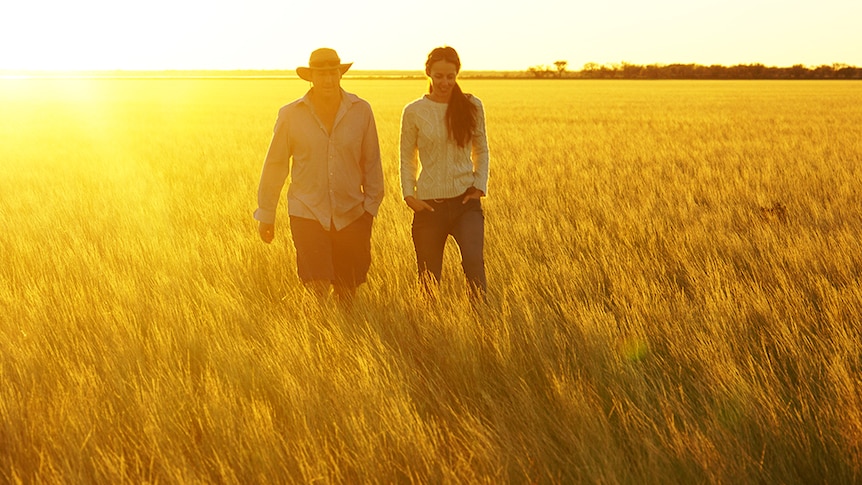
[
  {"xmin": 461, "ymin": 187, "xmax": 484, "ymax": 204},
  {"xmin": 405, "ymin": 196, "xmax": 435, "ymax": 212}
]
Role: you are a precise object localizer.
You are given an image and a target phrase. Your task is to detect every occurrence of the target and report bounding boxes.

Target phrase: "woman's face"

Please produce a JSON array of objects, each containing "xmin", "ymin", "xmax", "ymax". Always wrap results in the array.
[{"xmin": 427, "ymin": 60, "xmax": 458, "ymax": 100}]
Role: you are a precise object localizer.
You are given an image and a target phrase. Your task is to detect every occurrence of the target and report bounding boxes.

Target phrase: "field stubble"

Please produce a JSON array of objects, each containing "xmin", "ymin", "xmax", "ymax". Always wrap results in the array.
[{"xmin": 1, "ymin": 78, "xmax": 861, "ymax": 483}]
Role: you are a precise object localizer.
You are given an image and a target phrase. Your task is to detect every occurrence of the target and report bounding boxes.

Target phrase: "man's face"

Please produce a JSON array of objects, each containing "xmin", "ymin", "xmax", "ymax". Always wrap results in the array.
[{"xmin": 311, "ymin": 68, "xmax": 342, "ymax": 97}]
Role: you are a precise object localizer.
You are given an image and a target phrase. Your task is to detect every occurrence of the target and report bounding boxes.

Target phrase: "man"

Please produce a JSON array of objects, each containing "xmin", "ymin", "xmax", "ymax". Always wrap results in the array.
[{"xmin": 254, "ymin": 48, "xmax": 384, "ymax": 303}]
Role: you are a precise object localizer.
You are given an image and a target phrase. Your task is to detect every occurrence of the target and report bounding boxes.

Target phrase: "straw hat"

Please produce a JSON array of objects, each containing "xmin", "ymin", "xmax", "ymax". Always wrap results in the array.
[{"xmin": 296, "ymin": 48, "xmax": 352, "ymax": 81}]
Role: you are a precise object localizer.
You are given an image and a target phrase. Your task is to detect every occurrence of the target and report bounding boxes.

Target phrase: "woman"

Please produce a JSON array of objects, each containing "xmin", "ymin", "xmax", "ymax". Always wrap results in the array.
[{"xmin": 400, "ymin": 46, "xmax": 490, "ymax": 301}]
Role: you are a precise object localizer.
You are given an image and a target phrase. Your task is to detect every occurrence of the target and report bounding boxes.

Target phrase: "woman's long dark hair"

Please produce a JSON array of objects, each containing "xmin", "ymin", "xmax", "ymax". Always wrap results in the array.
[{"xmin": 425, "ymin": 46, "xmax": 477, "ymax": 148}]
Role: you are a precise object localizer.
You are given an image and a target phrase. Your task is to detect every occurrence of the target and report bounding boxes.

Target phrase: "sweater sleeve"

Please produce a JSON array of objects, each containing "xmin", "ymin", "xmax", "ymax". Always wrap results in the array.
[
  {"xmin": 399, "ymin": 105, "xmax": 420, "ymax": 199},
  {"xmin": 471, "ymin": 98, "xmax": 489, "ymax": 195}
]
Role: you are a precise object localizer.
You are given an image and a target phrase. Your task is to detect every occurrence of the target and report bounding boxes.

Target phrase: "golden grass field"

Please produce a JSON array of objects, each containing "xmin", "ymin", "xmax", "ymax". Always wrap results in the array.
[{"xmin": 1, "ymin": 77, "xmax": 861, "ymax": 483}]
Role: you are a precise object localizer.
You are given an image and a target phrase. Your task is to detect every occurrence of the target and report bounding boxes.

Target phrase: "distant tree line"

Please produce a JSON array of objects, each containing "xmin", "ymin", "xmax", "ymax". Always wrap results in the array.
[
  {"xmin": 528, "ymin": 61, "xmax": 569, "ymax": 78},
  {"xmin": 526, "ymin": 62, "xmax": 862, "ymax": 80}
]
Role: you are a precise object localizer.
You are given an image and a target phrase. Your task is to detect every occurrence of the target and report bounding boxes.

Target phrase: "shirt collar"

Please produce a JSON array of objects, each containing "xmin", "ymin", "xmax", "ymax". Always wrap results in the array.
[{"xmin": 299, "ymin": 88, "xmax": 360, "ymax": 109}]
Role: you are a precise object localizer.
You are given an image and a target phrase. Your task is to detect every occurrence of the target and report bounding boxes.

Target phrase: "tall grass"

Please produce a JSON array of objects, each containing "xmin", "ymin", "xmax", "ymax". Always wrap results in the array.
[{"xmin": 1, "ymin": 78, "xmax": 861, "ymax": 483}]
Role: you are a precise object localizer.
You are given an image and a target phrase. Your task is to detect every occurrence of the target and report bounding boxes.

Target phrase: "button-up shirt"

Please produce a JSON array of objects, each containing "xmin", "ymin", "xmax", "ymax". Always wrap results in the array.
[{"xmin": 255, "ymin": 89, "xmax": 384, "ymax": 231}]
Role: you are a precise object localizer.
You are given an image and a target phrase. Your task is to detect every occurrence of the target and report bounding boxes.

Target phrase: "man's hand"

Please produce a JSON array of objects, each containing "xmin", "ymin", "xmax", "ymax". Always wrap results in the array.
[
  {"xmin": 258, "ymin": 222, "xmax": 275, "ymax": 243},
  {"xmin": 404, "ymin": 196, "xmax": 434, "ymax": 212},
  {"xmin": 461, "ymin": 187, "xmax": 484, "ymax": 204}
]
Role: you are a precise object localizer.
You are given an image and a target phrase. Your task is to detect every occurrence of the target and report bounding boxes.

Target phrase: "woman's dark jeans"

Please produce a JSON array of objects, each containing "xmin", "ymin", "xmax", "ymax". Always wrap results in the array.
[{"xmin": 411, "ymin": 196, "xmax": 486, "ymax": 300}]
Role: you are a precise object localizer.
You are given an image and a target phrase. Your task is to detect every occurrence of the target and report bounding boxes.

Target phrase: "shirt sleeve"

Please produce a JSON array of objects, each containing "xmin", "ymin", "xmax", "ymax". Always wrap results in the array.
[
  {"xmin": 399, "ymin": 105, "xmax": 420, "ymax": 199},
  {"xmin": 254, "ymin": 110, "xmax": 291, "ymax": 224},
  {"xmin": 471, "ymin": 98, "xmax": 490, "ymax": 195},
  {"xmin": 361, "ymin": 105, "xmax": 384, "ymax": 216}
]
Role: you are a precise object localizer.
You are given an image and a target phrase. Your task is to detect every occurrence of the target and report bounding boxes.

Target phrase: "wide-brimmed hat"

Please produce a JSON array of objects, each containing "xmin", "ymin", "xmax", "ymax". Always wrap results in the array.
[{"xmin": 296, "ymin": 48, "xmax": 352, "ymax": 81}]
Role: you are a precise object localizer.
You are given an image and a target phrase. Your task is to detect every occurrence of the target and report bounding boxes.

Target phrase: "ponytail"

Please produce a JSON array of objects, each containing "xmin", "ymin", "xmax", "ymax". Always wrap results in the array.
[{"xmin": 446, "ymin": 83, "xmax": 477, "ymax": 147}]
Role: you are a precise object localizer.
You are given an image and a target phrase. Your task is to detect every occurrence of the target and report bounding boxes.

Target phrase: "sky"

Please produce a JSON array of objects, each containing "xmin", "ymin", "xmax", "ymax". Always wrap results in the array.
[{"xmin": 1, "ymin": 0, "xmax": 860, "ymax": 72}]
